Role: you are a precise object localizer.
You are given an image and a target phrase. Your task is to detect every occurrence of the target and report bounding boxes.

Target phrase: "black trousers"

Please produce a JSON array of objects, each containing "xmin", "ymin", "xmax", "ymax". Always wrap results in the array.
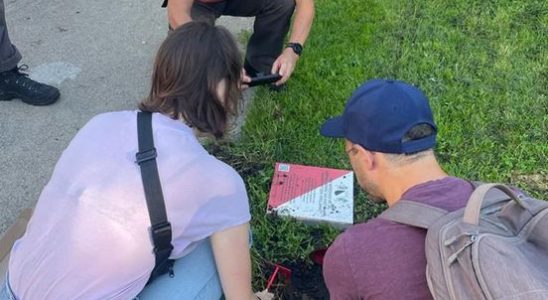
[
  {"xmin": 191, "ymin": 0, "xmax": 296, "ymax": 75},
  {"xmin": 0, "ymin": 0, "xmax": 21, "ymax": 72}
]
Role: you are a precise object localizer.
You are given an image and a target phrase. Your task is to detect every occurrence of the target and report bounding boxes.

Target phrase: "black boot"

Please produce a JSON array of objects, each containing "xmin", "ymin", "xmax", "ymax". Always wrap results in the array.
[{"xmin": 0, "ymin": 65, "xmax": 60, "ymax": 106}]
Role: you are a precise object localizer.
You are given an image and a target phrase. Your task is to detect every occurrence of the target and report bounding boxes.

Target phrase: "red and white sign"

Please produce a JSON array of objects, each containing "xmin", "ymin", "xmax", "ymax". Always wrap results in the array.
[{"xmin": 267, "ymin": 163, "xmax": 354, "ymax": 228}]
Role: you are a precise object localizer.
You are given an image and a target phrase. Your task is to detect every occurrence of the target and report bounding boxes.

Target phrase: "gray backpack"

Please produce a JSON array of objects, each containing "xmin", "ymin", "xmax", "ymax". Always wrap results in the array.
[{"xmin": 380, "ymin": 183, "xmax": 548, "ymax": 300}]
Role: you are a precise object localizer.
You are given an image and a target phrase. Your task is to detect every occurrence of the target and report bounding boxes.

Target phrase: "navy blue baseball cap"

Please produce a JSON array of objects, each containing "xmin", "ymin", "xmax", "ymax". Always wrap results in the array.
[{"xmin": 320, "ymin": 79, "xmax": 437, "ymax": 154}]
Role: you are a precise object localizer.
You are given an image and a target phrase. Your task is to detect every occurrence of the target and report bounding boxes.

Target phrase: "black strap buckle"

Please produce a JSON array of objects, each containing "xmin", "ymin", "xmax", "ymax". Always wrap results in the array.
[
  {"xmin": 150, "ymin": 222, "xmax": 173, "ymax": 249},
  {"xmin": 136, "ymin": 148, "xmax": 157, "ymax": 164}
]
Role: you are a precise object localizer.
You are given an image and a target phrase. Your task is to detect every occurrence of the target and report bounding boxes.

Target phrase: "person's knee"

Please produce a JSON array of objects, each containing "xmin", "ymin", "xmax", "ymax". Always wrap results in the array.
[
  {"xmin": 281, "ymin": 0, "xmax": 296, "ymax": 11},
  {"xmin": 269, "ymin": 0, "xmax": 296, "ymax": 14}
]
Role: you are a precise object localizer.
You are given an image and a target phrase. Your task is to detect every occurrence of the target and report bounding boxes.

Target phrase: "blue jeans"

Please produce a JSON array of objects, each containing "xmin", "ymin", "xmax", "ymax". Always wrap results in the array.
[
  {"xmin": 1, "ymin": 276, "xmax": 15, "ymax": 300},
  {"xmin": 1, "ymin": 239, "xmax": 222, "ymax": 300},
  {"xmin": 137, "ymin": 239, "xmax": 222, "ymax": 299}
]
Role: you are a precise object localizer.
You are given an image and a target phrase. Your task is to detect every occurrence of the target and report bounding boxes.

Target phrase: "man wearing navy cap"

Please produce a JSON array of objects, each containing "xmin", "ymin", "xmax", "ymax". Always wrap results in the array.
[{"xmin": 320, "ymin": 79, "xmax": 475, "ymax": 299}]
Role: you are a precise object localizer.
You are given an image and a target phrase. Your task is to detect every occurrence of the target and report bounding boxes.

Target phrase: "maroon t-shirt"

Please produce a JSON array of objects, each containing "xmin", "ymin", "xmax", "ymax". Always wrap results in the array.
[{"xmin": 323, "ymin": 177, "xmax": 475, "ymax": 300}]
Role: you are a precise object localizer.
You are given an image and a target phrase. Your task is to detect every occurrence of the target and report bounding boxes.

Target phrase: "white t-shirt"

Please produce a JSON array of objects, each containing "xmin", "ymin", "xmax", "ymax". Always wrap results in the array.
[{"xmin": 8, "ymin": 111, "xmax": 251, "ymax": 299}]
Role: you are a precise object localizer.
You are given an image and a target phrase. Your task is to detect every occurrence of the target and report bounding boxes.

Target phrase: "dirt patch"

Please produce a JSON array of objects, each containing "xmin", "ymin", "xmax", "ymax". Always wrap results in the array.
[
  {"xmin": 265, "ymin": 260, "xmax": 329, "ymax": 300},
  {"xmin": 205, "ymin": 143, "xmax": 266, "ymax": 178},
  {"xmin": 510, "ymin": 172, "xmax": 547, "ymax": 197},
  {"xmin": 282, "ymin": 261, "xmax": 329, "ymax": 300},
  {"xmin": 205, "ymin": 138, "xmax": 331, "ymax": 300}
]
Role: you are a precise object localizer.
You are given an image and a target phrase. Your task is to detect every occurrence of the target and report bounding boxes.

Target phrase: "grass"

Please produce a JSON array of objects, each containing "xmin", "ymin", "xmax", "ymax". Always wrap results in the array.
[{"xmin": 215, "ymin": 0, "xmax": 547, "ymax": 291}]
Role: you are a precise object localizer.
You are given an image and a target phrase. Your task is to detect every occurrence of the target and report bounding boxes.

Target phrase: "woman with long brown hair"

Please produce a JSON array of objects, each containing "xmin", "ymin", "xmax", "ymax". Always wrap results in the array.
[{"xmin": 3, "ymin": 22, "xmax": 269, "ymax": 300}]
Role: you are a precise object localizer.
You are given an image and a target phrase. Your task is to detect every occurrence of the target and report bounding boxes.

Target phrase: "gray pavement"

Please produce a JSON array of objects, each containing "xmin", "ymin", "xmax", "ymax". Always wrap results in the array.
[{"xmin": 0, "ymin": 0, "xmax": 253, "ymax": 235}]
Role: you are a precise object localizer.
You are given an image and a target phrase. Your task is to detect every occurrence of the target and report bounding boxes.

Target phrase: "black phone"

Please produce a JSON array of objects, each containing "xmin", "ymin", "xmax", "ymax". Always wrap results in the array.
[{"xmin": 247, "ymin": 74, "xmax": 282, "ymax": 87}]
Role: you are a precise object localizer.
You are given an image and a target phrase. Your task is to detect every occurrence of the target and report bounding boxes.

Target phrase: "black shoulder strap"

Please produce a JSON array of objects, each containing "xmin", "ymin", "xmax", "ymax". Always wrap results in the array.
[
  {"xmin": 162, "ymin": 0, "xmax": 168, "ymax": 8},
  {"xmin": 136, "ymin": 111, "xmax": 175, "ymax": 284}
]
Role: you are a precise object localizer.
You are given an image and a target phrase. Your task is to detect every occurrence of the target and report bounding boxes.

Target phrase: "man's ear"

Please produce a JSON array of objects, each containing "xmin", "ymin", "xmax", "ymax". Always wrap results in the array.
[{"xmin": 353, "ymin": 144, "xmax": 376, "ymax": 171}]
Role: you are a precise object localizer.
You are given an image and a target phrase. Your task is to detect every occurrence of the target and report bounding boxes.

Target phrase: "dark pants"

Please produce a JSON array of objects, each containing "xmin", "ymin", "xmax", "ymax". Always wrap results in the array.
[
  {"xmin": 191, "ymin": 0, "xmax": 296, "ymax": 75},
  {"xmin": 0, "ymin": 0, "xmax": 21, "ymax": 73}
]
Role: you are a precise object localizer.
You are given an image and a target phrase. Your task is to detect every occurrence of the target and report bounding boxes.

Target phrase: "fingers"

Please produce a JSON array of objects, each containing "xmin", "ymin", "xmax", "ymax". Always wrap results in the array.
[
  {"xmin": 242, "ymin": 69, "xmax": 251, "ymax": 84},
  {"xmin": 271, "ymin": 58, "xmax": 282, "ymax": 76},
  {"xmin": 276, "ymin": 64, "xmax": 287, "ymax": 85},
  {"xmin": 272, "ymin": 50, "xmax": 297, "ymax": 86},
  {"xmin": 255, "ymin": 289, "xmax": 275, "ymax": 300},
  {"xmin": 240, "ymin": 68, "xmax": 251, "ymax": 91},
  {"xmin": 276, "ymin": 61, "xmax": 294, "ymax": 85}
]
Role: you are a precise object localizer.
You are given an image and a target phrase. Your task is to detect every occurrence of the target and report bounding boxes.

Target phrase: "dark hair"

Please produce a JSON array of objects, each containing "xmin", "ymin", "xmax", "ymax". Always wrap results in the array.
[
  {"xmin": 385, "ymin": 123, "xmax": 436, "ymax": 163},
  {"xmin": 139, "ymin": 22, "xmax": 242, "ymax": 138},
  {"xmin": 402, "ymin": 123, "xmax": 436, "ymax": 142}
]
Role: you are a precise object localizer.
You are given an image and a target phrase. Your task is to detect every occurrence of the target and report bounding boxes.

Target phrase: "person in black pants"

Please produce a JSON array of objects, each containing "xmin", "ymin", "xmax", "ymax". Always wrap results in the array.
[
  {"xmin": 0, "ymin": 0, "xmax": 60, "ymax": 106},
  {"xmin": 166, "ymin": 0, "xmax": 315, "ymax": 88}
]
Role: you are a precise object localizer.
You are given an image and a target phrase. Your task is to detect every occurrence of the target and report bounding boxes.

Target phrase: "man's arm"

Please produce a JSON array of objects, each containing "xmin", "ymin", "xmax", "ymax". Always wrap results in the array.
[
  {"xmin": 287, "ymin": 0, "xmax": 315, "ymax": 45},
  {"xmin": 271, "ymin": 0, "xmax": 315, "ymax": 85},
  {"xmin": 167, "ymin": 0, "xmax": 194, "ymax": 29}
]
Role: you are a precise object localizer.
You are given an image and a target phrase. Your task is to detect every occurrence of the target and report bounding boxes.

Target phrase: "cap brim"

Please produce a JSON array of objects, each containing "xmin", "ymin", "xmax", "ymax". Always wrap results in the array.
[{"xmin": 320, "ymin": 116, "xmax": 345, "ymax": 138}]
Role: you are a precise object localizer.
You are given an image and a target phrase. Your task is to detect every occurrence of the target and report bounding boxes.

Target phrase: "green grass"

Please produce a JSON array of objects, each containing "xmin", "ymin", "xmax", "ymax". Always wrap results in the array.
[{"xmin": 216, "ymin": 0, "xmax": 547, "ymax": 289}]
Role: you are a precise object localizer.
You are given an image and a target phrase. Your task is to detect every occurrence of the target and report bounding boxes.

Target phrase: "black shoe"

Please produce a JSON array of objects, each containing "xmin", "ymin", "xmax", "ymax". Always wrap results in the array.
[{"xmin": 0, "ymin": 65, "xmax": 60, "ymax": 106}]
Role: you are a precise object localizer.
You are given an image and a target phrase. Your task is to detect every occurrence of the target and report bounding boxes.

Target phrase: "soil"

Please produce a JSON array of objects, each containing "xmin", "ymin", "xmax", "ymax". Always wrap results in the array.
[
  {"xmin": 265, "ymin": 261, "xmax": 329, "ymax": 300},
  {"xmin": 207, "ymin": 144, "xmax": 331, "ymax": 299},
  {"xmin": 205, "ymin": 143, "xmax": 266, "ymax": 178},
  {"xmin": 510, "ymin": 172, "xmax": 547, "ymax": 196}
]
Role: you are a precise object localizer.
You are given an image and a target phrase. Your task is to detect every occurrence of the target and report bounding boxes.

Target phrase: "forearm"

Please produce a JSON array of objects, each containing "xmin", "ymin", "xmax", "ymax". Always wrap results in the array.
[
  {"xmin": 288, "ymin": 0, "xmax": 315, "ymax": 45},
  {"xmin": 167, "ymin": 0, "xmax": 194, "ymax": 28},
  {"xmin": 211, "ymin": 223, "xmax": 255, "ymax": 300}
]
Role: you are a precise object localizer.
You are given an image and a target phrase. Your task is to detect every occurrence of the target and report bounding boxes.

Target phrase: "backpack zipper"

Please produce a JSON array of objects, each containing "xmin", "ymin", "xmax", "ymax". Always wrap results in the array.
[{"xmin": 447, "ymin": 234, "xmax": 477, "ymax": 265}]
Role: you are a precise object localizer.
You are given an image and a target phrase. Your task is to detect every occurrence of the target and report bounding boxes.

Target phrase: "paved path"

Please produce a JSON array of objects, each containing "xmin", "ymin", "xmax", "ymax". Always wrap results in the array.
[{"xmin": 0, "ymin": 0, "xmax": 253, "ymax": 235}]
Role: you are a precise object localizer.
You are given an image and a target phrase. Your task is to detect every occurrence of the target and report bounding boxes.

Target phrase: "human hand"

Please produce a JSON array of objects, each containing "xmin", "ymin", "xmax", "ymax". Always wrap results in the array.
[
  {"xmin": 240, "ymin": 68, "xmax": 251, "ymax": 90},
  {"xmin": 271, "ymin": 48, "xmax": 299, "ymax": 86},
  {"xmin": 255, "ymin": 289, "xmax": 275, "ymax": 300}
]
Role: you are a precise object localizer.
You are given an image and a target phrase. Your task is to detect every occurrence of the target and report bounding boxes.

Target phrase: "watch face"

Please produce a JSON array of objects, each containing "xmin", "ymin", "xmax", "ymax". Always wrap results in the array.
[{"xmin": 289, "ymin": 43, "xmax": 303, "ymax": 55}]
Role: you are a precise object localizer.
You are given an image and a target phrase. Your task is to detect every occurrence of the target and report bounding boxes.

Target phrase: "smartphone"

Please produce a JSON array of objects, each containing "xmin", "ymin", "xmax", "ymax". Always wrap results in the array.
[{"xmin": 247, "ymin": 74, "xmax": 282, "ymax": 87}]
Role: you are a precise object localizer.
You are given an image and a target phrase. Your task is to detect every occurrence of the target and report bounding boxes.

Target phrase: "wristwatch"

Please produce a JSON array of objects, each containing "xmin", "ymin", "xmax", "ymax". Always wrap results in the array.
[{"xmin": 286, "ymin": 42, "xmax": 303, "ymax": 56}]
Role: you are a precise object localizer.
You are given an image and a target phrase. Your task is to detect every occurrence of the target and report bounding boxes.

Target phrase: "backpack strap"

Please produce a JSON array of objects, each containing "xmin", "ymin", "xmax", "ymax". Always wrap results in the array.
[
  {"xmin": 463, "ymin": 183, "xmax": 529, "ymax": 225},
  {"xmin": 162, "ymin": 0, "xmax": 168, "ymax": 7},
  {"xmin": 379, "ymin": 200, "xmax": 448, "ymax": 229},
  {"xmin": 136, "ymin": 111, "xmax": 175, "ymax": 284}
]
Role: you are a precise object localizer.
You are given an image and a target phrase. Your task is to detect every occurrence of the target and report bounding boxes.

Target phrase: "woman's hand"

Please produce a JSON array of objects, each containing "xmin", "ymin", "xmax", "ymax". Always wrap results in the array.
[
  {"xmin": 255, "ymin": 289, "xmax": 275, "ymax": 300},
  {"xmin": 240, "ymin": 68, "xmax": 252, "ymax": 90}
]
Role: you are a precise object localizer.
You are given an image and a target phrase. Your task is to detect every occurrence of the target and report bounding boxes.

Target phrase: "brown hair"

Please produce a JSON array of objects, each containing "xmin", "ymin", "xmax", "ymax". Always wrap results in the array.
[
  {"xmin": 139, "ymin": 22, "xmax": 242, "ymax": 138},
  {"xmin": 385, "ymin": 124, "xmax": 436, "ymax": 164}
]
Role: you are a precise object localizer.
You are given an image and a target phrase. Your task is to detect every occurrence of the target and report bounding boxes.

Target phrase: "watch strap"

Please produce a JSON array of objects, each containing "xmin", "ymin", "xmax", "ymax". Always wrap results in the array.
[{"xmin": 286, "ymin": 42, "xmax": 303, "ymax": 56}]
